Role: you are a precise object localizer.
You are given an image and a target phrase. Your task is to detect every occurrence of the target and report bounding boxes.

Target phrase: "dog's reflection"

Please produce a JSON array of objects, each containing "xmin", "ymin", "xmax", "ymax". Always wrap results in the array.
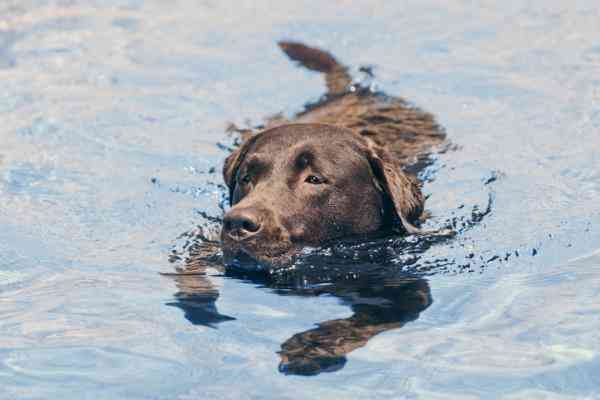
[
  {"xmin": 276, "ymin": 274, "xmax": 430, "ymax": 375},
  {"xmin": 165, "ymin": 244, "xmax": 431, "ymax": 376},
  {"xmin": 165, "ymin": 270, "xmax": 235, "ymax": 328}
]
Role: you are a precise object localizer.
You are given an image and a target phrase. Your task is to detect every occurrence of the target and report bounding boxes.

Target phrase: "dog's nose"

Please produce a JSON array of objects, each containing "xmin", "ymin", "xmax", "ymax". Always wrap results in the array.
[{"xmin": 223, "ymin": 209, "xmax": 262, "ymax": 241}]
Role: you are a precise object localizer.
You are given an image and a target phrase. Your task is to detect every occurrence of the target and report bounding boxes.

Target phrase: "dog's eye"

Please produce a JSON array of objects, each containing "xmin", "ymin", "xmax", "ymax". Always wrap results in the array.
[
  {"xmin": 240, "ymin": 174, "xmax": 252, "ymax": 185},
  {"xmin": 305, "ymin": 175, "xmax": 325, "ymax": 185}
]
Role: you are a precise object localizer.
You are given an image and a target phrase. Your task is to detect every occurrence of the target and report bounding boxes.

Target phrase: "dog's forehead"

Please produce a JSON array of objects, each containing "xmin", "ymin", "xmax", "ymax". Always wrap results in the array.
[{"xmin": 250, "ymin": 123, "xmax": 360, "ymax": 153}]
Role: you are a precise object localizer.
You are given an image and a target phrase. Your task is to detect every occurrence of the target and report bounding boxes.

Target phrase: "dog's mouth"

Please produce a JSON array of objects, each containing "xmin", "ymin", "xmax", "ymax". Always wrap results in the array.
[
  {"xmin": 223, "ymin": 248, "xmax": 264, "ymax": 271},
  {"xmin": 221, "ymin": 233, "xmax": 392, "ymax": 273},
  {"xmin": 222, "ymin": 245, "xmax": 297, "ymax": 272},
  {"xmin": 220, "ymin": 225, "xmax": 300, "ymax": 271}
]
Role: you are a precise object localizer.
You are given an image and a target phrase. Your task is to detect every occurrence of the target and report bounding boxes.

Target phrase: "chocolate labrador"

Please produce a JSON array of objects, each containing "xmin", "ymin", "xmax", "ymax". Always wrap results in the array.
[{"xmin": 221, "ymin": 41, "xmax": 446, "ymax": 269}]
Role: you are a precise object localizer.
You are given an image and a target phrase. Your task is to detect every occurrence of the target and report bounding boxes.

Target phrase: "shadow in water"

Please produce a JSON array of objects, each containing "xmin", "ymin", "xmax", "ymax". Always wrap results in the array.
[{"xmin": 164, "ymin": 237, "xmax": 435, "ymax": 376}]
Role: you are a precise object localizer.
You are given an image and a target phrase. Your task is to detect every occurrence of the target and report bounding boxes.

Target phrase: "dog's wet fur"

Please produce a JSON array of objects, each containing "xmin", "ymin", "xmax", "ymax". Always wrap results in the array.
[{"xmin": 221, "ymin": 41, "xmax": 446, "ymax": 269}]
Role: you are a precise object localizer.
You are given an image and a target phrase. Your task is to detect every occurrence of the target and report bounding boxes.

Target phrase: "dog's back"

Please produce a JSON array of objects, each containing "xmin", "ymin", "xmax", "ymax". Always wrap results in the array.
[{"xmin": 276, "ymin": 41, "xmax": 446, "ymax": 169}]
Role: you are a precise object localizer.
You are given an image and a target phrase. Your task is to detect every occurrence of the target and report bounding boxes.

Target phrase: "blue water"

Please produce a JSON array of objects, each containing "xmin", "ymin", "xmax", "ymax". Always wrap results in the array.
[{"xmin": 1, "ymin": 1, "xmax": 600, "ymax": 399}]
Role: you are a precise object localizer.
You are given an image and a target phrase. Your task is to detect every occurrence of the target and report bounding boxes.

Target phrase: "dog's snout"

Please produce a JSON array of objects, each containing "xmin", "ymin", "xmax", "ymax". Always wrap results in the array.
[{"xmin": 223, "ymin": 209, "xmax": 263, "ymax": 241}]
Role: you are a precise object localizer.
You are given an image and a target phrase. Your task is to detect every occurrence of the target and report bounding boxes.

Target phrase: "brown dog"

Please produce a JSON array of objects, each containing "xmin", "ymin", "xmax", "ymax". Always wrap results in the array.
[{"xmin": 221, "ymin": 42, "xmax": 446, "ymax": 269}]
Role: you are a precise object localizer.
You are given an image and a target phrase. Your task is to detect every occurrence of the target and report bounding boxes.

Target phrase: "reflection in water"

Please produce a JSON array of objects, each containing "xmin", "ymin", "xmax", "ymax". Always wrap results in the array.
[
  {"xmin": 276, "ymin": 275, "xmax": 430, "ymax": 375},
  {"xmin": 166, "ymin": 271, "xmax": 235, "ymax": 328},
  {"xmin": 165, "ymin": 240, "xmax": 432, "ymax": 376},
  {"xmin": 165, "ymin": 238, "xmax": 234, "ymax": 328}
]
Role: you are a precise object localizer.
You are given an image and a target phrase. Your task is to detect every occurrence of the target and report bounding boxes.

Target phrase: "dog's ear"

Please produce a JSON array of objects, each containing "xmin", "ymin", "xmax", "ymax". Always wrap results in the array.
[
  {"xmin": 223, "ymin": 137, "xmax": 256, "ymax": 206},
  {"xmin": 364, "ymin": 140, "xmax": 425, "ymax": 234}
]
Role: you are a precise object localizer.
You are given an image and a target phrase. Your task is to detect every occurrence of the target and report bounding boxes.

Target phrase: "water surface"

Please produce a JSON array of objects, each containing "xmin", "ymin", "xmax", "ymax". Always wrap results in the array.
[{"xmin": 1, "ymin": 1, "xmax": 600, "ymax": 399}]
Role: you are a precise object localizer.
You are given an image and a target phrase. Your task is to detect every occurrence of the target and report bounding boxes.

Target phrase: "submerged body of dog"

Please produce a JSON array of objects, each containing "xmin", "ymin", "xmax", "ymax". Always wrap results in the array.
[{"xmin": 221, "ymin": 42, "xmax": 446, "ymax": 269}]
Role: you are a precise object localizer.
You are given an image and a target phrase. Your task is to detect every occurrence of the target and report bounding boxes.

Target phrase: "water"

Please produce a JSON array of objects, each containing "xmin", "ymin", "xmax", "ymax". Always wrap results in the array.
[{"xmin": 1, "ymin": 0, "xmax": 600, "ymax": 398}]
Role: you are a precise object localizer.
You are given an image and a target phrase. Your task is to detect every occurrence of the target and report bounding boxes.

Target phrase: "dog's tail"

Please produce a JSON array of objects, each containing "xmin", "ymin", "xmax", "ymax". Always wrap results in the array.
[{"xmin": 278, "ymin": 41, "xmax": 352, "ymax": 96}]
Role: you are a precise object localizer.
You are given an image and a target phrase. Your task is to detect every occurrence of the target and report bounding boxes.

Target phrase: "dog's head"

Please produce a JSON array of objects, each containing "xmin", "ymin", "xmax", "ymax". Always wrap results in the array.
[{"xmin": 221, "ymin": 123, "xmax": 424, "ymax": 269}]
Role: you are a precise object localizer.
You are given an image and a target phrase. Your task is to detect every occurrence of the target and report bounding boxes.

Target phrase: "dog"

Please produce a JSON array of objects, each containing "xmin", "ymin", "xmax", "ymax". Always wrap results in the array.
[
  {"xmin": 221, "ymin": 41, "xmax": 446, "ymax": 269},
  {"xmin": 165, "ymin": 41, "xmax": 449, "ymax": 375}
]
